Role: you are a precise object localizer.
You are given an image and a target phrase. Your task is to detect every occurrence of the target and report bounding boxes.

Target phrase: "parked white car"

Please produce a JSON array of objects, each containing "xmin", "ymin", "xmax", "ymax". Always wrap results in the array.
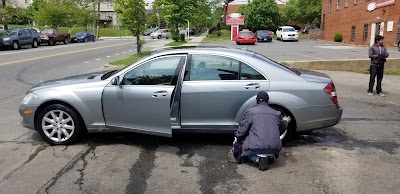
[
  {"xmin": 150, "ymin": 29, "xmax": 170, "ymax": 39},
  {"xmin": 276, "ymin": 26, "xmax": 299, "ymax": 42}
]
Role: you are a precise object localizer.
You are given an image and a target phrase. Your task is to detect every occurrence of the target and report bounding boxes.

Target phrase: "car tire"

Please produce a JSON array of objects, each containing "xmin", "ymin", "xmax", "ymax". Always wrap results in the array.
[
  {"xmin": 270, "ymin": 105, "xmax": 296, "ymax": 143},
  {"xmin": 84, "ymin": 38, "xmax": 88, "ymax": 42},
  {"xmin": 63, "ymin": 38, "xmax": 69, "ymax": 44},
  {"xmin": 281, "ymin": 36, "xmax": 284, "ymax": 42},
  {"xmin": 36, "ymin": 104, "xmax": 83, "ymax": 145},
  {"xmin": 158, "ymin": 35, "xmax": 161, "ymax": 39},
  {"xmin": 398, "ymin": 42, "xmax": 400, "ymax": 51},
  {"xmin": 93, "ymin": 37, "xmax": 96, "ymax": 42},
  {"xmin": 48, "ymin": 39, "xmax": 55, "ymax": 46},
  {"xmin": 12, "ymin": 41, "xmax": 20, "ymax": 50},
  {"xmin": 32, "ymin": 39, "xmax": 39, "ymax": 48}
]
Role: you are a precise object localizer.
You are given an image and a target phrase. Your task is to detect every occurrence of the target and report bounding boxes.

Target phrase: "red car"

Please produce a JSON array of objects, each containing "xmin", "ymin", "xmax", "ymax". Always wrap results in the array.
[{"xmin": 236, "ymin": 30, "xmax": 256, "ymax": 45}]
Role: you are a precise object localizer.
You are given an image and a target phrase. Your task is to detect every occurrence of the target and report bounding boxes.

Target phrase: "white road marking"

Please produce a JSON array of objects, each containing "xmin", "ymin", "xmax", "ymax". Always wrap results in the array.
[
  {"xmin": 84, "ymin": 61, "xmax": 89, "ymax": 63},
  {"xmin": 123, "ymin": 52, "xmax": 126, "ymax": 54},
  {"xmin": 115, "ymin": 54, "xmax": 119, "ymax": 55},
  {"xmin": 96, "ymin": 58, "xmax": 101, "ymax": 61},
  {"xmin": 106, "ymin": 56, "xmax": 111, "ymax": 58},
  {"xmin": 129, "ymin": 50, "xmax": 133, "ymax": 52}
]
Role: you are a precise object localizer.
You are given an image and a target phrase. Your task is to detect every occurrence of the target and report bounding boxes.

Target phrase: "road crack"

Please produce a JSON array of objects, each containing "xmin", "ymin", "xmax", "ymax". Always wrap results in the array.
[{"xmin": 74, "ymin": 145, "xmax": 96, "ymax": 191}]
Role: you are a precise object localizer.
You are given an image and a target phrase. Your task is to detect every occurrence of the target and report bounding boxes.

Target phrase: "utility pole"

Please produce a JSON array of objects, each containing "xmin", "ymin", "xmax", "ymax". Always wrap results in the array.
[{"xmin": 96, "ymin": 0, "xmax": 100, "ymax": 38}]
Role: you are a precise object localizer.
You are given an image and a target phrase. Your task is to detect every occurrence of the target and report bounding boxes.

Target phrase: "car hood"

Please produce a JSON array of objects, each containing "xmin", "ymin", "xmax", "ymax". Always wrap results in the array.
[
  {"xmin": 31, "ymin": 70, "xmax": 114, "ymax": 90},
  {"xmin": 0, "ymin": 35, "xmax": 14, "ymax": 39},
  {"xmin": 295, "ymin": 69, "xmax": 332, "ymax": 83}
]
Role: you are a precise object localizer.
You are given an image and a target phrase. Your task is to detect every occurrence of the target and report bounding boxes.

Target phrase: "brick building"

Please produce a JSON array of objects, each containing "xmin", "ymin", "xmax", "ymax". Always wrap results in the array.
[{"xmin": 321, "ymin": 0, "xmax": 400, "ymax": 46}]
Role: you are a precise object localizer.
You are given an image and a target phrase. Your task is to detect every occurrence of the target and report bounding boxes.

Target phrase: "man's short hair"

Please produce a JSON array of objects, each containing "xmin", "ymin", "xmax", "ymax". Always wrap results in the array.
[
  {"xmin": 375, "ymin": 35, "xmax": 384, "ymax": 43},
  {"xmin": 256, "ymin": 91, "xmax": 269, "ymax": 103}
]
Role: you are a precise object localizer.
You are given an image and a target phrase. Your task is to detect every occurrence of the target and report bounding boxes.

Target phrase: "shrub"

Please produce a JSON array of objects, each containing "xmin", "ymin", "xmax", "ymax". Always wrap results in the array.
[{"xmin": 334, "ymin": 33, "xmax": 342, "ymax": 42}]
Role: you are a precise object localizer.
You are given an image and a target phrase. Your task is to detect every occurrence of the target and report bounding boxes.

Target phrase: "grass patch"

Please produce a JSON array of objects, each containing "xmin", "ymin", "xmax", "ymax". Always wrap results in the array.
[
  {"xmin": 7, "ymin": 24, "xmax": 132, "ymax": 37},
  {"xmin": 164, "ymin": 41, "xmax": 186, "ymax": 47},
  {"xmin": 202, "ymin": 29, "xmax": 231, "ymax": 42},
  {"xmin": 110, "ymin": 51, "xmax": 152, "ymax": 66}
]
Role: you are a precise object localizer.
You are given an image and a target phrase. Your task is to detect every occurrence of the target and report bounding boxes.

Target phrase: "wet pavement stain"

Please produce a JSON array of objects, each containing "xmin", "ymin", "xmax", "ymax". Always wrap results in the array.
[
  {"xmin": 0, "ymin": 145, "xmax": 47, "ymax": 185},
  {"xmin": 287, "ymin": 127, "xmax": 400, "ymax": 154},
  {"xmin": 125, "ymin": 144, "xmax": 158, "ymax": 194}
]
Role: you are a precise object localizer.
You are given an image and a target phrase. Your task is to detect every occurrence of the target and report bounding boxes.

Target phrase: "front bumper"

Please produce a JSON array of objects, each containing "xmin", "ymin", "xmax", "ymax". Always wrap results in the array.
[
  {"xmin": 282, "ymin": 35, "xmax": 299, "ymax": 41},
  {"xmin": 18, "ymin": 104, "xmax": 39, "ymax": 130},
  {"xmin": 70, "ymin": 38, "xmax": 84, "ymax": 42},
  {"xmin": 257, "ymin": 37, "xmax": 272, "ymax": 42}
]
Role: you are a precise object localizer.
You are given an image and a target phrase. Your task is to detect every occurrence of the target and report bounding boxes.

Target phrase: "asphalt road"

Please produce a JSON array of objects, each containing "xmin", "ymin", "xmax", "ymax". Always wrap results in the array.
[{"xmin": 0, "ymin": 38, "xmax": 400, "ymax": 194}]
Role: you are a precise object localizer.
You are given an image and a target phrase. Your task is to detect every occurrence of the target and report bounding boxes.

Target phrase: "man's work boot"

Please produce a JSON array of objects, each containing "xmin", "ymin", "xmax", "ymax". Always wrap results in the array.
[{"xmin": 258, "ymin": 157, "xmax": 268, "ymax": 171}]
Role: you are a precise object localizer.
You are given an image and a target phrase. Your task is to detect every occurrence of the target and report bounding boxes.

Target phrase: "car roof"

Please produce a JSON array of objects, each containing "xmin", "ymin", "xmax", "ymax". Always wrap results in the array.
[{"xmin": 150, "ymin": 46, "xmax": 256, "ymax": 58}]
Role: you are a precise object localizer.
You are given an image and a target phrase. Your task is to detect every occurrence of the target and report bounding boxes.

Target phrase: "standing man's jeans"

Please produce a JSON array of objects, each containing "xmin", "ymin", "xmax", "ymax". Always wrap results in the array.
[{"xmin": 368, "ymin": 64, "xmax": 384, "ymax": 94}]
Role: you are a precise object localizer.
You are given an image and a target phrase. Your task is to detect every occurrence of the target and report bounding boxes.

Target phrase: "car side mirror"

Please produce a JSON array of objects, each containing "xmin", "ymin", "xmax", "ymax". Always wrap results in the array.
[{"xmin": 111, "ymin": 76, "xmax": 121, "ymax": 86}]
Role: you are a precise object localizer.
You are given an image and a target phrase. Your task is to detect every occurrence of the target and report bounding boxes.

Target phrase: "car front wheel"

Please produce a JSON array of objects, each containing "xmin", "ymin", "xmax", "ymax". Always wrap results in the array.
[
  {"xmin": 32, "ymin": 39, "xmax": 39, "ymax": 48},
  {"xmin": 13, "ymin": 41, "xmax": 20, "ymax": 50},
  {"xmin": 63, "ymin": 38, "xmax": 69, "ymax": 44},
  {"xmin": 398, "ymin": 42, "xmax": 400, "ymax": 51},
  {"xmin": 36, "ymin": 104, "xmax": 83, "ymax": 145}
]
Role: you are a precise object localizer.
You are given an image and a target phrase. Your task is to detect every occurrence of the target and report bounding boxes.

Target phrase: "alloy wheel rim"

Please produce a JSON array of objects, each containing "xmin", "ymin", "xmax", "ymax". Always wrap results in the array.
[
  {"xmin": 34, "ymin": 41, "xmax": 38, "ymax": 47},
  {"xmin": 13, "ymin": 43, "xmax": 18, "ymax": 49},
  {"xmin": 42, "ymin": 110, "xmax": 75, "ymax": 143}
]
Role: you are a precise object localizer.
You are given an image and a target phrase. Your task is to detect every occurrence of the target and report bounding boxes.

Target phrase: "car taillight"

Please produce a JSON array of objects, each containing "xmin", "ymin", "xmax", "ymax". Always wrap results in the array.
[
  {"xmin": 324, "ymin": 83, "xmax": 338, "ymax": 105},
  {"xmin": 250, "ymin": 36, "xmax": 255, "ymax": 39}
]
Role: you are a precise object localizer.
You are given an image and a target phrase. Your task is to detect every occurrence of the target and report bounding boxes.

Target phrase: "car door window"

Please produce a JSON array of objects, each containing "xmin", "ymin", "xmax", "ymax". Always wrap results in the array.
[
  {"xmin": 189, "ymin": 55, "xmax": 240, "ymax": 81},
  {"xmin": 240, "ymin": 63, "xmax": 266, "ymax": 80},
  {"xmin": 24, "ymin": 30, "xmax": 31, "ymax": 36},
  {"xmin": 122, "ymin": 56, "xmax": 182, "ymax": 86},
  {"xmin": 18, "ymin": 30, "xmax": 25, "ymax": 36}
]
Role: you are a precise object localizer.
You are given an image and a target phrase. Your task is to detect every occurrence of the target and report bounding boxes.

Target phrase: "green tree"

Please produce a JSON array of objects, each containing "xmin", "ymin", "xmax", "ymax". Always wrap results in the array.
[
  {"xmin": 282, "ymin": 0, "xmax": 321, "ymax": 27},
  {"xmin": 237, "ymin": 0, "xmax": 281, "ymax": 31},
  {"xmin": 74, "ymin": 0, "xmax": 97, "ymax": 30},
  {"xmin": 114, "ymin": 0, "xmax": 146, "ymax": 53},
  {"xmin": 153, "ymin": 0, "xmax": 197, "ymax": 41},
  {"xmin": 34, "ymin": 0, "xmax": 77, "ymax": 28}
]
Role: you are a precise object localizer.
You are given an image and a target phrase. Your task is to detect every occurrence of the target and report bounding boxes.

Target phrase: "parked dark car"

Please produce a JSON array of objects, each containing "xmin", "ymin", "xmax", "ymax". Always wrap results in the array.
[
  {"xmin": 255, "ymin": 30, "xmax": 273, "ymax": 42},
  {"xmin": 0, "ymin": 28, "xmax": 40, "ymax": 50},
  {"xmin": 70, "ymin": 31, "xmax": 96, "ymax": 43},
  {"xmin": 39, "ymin": 29, "xmax": 70, "ymax": 46},
  {"xmin": 397, "ymin": 38, "xmax": 400, "ymax": 51}
]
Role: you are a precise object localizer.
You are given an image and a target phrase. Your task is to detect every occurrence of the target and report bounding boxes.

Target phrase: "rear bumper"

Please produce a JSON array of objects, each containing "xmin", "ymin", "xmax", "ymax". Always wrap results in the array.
[
  {"xmin": 257, "ymin": 37, "xmax": 272, "ymax": 42},
  {"xmin": 237, "ymin": 39, "xmax": 256, "ymax": 44},
  {"xmin": 293, "ymin": 105, "xmax": 343, "ymax": 132}
]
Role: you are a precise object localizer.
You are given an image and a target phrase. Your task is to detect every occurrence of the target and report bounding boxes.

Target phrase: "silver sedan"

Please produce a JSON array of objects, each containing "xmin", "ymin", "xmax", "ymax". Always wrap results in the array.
[{"xmin": 19, "ymin": 47, "xmax": 343, "ymax": 145}]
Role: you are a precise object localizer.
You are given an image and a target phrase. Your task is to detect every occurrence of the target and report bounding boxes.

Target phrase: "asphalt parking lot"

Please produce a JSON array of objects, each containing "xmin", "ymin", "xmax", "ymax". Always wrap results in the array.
[
  {"xmin": 199, "ymin": 39, "xmax": 400, "ymax": 62},
  {"xmin": 1, "ymin": 38, "xmax": 400, "ymax": 194}
]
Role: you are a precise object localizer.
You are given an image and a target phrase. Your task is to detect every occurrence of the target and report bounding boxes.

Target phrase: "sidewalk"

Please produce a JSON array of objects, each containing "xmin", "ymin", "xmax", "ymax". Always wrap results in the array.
[{"xmin": 181, "ymin": 31, "xmax": 208, "ymax": 46}]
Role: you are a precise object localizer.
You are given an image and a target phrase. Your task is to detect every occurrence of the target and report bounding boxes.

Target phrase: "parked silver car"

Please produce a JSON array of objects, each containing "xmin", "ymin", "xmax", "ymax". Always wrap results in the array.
[
  {"xmin": 19, "ymin": 47, "xmax": 343, "ymax": 145},
  {"xmin": 150, "ymin": 29, "xmax": 170, "ymax": 39}
]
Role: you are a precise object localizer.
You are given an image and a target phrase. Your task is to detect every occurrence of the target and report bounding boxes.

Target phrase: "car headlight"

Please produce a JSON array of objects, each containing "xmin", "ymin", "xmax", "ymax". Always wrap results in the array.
[
  {"xmin": 22, "ymin": 93, "xmax": 37, "ymax": 105},
  {"xmin": 3, "ymin": 37, "xmax": 10, "ymax": 41},
  {"xmin": 41, "ymin": 36, "xmax": 49, "ymax": 39}
]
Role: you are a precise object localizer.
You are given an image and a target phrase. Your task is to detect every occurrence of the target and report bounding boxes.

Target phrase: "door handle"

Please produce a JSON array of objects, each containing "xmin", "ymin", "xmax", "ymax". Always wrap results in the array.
[
  {"xmin": 244, "ymin": 83, "xmax": 260, "ymax": 89},
  {"xmin": 152, "ymin": 90, "xmax": 168, "ymax": 97}
]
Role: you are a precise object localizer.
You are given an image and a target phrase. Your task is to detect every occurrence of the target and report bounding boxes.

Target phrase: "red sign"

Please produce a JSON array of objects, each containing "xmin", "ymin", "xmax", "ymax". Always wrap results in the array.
[{"xmin": 226, "ymin": 13, "xmax": 245, "ymax": 25}]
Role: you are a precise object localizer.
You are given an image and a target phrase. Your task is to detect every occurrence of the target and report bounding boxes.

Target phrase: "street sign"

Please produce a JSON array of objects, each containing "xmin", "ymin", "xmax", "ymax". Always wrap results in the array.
[
  {"xmin": 226, "ymin": 13, "xmax": 244, "ymax": 25},
  {"xmin": 207, "ymin": 16, "xmax": 212, "ymax": 20}
]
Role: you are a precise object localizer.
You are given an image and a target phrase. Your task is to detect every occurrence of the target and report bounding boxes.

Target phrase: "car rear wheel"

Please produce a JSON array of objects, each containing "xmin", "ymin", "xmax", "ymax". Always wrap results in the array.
[
  {"xmin": 13, "ymin": 41, "xmax": 20, "ymax": 50},
  {"xmin": 270, "ymin": 105, "xmax": 296, "ymax": 143},
  {"xmin": 36, "ymin": 104, "xmax": 82, "ymax": 145},
  {"xmin": 63, "ymin": 38, "xmax": 69, "ymax": 44},
  {"xmin": 398, "ymin": 42, "xmax": 400, "ymax": 51},
  {"xmin": 32, "ymin": 39, "xmax": 39, "ymax": 48},
  {"xmin": 157, "ymin": 35, "xmax": 161, "ymax": 39},
  {"xmin": 93, "ymin": 37, "xmax": 96, "ymax": 42},
  {"xmin": 84, "ymin": 38, "xmax": 88, "ymax": 42}
]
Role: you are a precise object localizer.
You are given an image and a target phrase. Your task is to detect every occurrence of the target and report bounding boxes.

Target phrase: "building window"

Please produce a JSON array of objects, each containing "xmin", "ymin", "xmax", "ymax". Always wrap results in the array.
[
  {"xmin": 345, "ymin": 0, "xmax": 348, "ymax": 7},
  {"xmin": 328, "ymin": 0, "xmax": 332, "ymax": 12},
  {"xmin": 25, "ymin": 0, "xmax": 28, "ymax": 4},
  {"xmin": 337, "ymin": 0, "xmax": 340, "ymax": 10},
  {"xmin": 397, "ymin": 19, "xmax": 400, "ymax": 41},
  {"xmin": 354, "ymin": 0, "xmax": 358, "ymax": 4},
  {"xmin": 363, "ymin": 24, "xmax": 368, "ymax": 41},
  {"xmin": 351, "ymin": 26, "xmax": 356, "ymax": 41},
  {"xmin": 322, "ymin": 14, "xmax": 326, "ymax": 30}
]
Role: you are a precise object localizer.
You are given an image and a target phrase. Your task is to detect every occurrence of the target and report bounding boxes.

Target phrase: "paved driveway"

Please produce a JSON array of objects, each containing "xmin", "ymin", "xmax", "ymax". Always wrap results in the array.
[{"xmin": 200, "ymin": 39, "xmax": 400, "ymax": 62}]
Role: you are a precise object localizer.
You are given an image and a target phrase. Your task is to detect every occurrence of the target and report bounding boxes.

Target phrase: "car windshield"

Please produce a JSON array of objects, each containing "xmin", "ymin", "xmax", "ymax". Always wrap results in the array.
[
  {"xmin": 4, "ymin": 30, "xmax": 17, "ymax": 35},
  {"xmin": 240, "ymin": 31, "xmax": 253, "ymax": 36},
  {"xmin": 154, "ymin": 30, "xmax": 162, "ymax": 33},
  {"xmin": 283, "ymin": 28, "xmax": 295, "ymax": 32},
  {"xmin": 75, "ymin": 32, "xmax": 86, "ymax": 36},
  {"xmin": 41, "ymin": 29, "xmax": 53, "ymax": 34}
]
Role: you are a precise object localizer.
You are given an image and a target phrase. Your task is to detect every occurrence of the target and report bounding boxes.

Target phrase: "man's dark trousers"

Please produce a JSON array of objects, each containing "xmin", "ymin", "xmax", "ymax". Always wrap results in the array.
[{"xmin": 368, "ymin": 64, "xmax": 384, "ymax": 94}]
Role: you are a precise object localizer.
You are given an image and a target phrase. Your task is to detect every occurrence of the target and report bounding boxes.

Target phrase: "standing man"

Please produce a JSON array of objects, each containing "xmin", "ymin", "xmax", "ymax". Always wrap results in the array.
[
  {"xmin": 235, "ymin": 91, "xmax": 291, "ymax": 171},
  {"xmin": 368, "ymin": 35, "xmax": 389, "ymax": 97}
]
